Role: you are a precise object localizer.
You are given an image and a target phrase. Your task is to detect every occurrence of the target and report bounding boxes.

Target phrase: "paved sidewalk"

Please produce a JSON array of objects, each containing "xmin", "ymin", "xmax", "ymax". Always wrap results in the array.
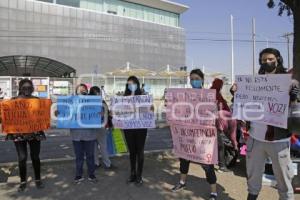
[{"xmin": 1, "ymin": 152, "xmax": 296, "ymax": 200}]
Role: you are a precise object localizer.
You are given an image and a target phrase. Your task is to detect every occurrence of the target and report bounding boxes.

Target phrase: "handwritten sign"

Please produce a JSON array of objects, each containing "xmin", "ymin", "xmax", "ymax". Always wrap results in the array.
[
  {"xmin": 1, "ymin": 99, "xmax": 51, "ymax": 134},
  {"xmin": 111, "ymin": 95, "xmax": 155, "ymax": 129},
  {"xmin": 170, "ymin": 123, "xmax": 218, "ymax": 164},
  {"xmin": 165, "ymin": 89, "xmax": 217, "ymax": 126},
  {"xmin": 166, "ymin": 88, "xmax": 218, "ymax": 164},
  {"xmin": 233, "ymin": 74, "xmax": 291, "ymax": 128},
  {"xmin": 57, "ymin": 96, "xmax": 102, "ymax": 128}
]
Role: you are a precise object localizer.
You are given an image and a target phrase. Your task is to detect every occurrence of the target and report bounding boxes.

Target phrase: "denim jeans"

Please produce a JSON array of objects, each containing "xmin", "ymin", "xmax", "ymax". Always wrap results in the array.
[{"xmin": 73, "ymin": 140, "xmax": 96, "ymax": 177}]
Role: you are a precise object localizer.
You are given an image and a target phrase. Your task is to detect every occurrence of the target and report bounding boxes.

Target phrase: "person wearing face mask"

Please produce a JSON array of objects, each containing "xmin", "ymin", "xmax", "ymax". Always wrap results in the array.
[
  {"xmin": 90, "ymin": 86, "xmax": 115, "ymax": 170},
  {"xmin": 171, "ymin": 69, "xmax": 218, "ymax": 200},
  {"xmin": 246, "ymin": 48, "xmax": 300, "ymax": 200},
  {"xmin": 122, "ymin": 76, "xmax": 148, "ymax": 186},
  {"xmin": 5, "ymin": 79, "xmax": 45, "ymax": 192},
  {"xmin": 210, "ymin": 78, "xmax": 238, "ymax": 173},
  {"xmin": 70, "ymin": 84, "xmax": 98, "ymax": 184}
]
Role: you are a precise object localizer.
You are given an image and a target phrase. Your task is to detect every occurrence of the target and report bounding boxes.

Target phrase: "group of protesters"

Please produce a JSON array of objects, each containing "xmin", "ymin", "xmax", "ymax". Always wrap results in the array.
[{"xmin": 2, "ymin": 48, "xmax": 300, "ymax": 200}]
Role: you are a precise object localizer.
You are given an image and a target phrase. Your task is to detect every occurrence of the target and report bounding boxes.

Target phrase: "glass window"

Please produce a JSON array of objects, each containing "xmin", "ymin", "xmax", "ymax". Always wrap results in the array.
[
  {"xmin": 79, "ymin": 0, "xmax": 88, "ymax": 9},
  {"xmin": 107, "ymin": 0, "xmax": 118, "ymax": 15},
  {"xmin": 145, "ymin": 7, "xmax": 154, "ymax": 22},
  {"xmin": 37, "ymin": 0, "xmax": 53, "ymax": 3},
  {"xmin": 160, "ymin": 12, "xmax": 165, "ymax": 25},
  {"xmin": 56, "ymin": 0, "xmax": 80, "ymax": 8},
  {"xmin": 170, "ymin": 14, "xmax": 175, "ymax": 26},
  {"xmin": 88, "ymin": 1, "xmax": 99, "ymax": 11},
  {"xmin": 174, "ymin": 14, "xmax": 179, "ymax": 26},
  {"xmin": 36, "ymin": 0, "xmax": 180, "ymax": 27},
  {"xmin": 122, "ymin": 4, "xmax": 128, "ymax": 17},
  {"xmin": 118, "ymin": 1, "xmax": 125, "ymax": 17},
  {"xmin": 166, "ymin": 14, "xmax": 170, "ymax": 26},
  {"xmin": 136, "ymin": 5, "xmax": 143, "ymax": 20},
  {"xmin": 170, "ymin": 13, "xmax": 179, "ymax": 27},
  {"xmin": 80, "ymin": 0, "xmax": 102, "ymax": 11},
  {"xmin": 128, "ymin": 3, "xmax": 136, "ymax": 18},
  {"xmin": 154, "ymin": 9, "xmax": 160, "ymax": 24}
]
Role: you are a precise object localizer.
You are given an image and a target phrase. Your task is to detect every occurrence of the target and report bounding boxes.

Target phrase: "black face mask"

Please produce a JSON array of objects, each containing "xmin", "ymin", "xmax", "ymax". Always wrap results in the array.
[
  {"xmin": 261, "ymin": 62, "xmax": 277, "ymax": 73},
  {"xmin": 20, "ymin": 86, "xmax": 33, "ymax": 96},
  {"xmin": 77, "ymin": 91, "xmax": 87, "ymax": 95}
]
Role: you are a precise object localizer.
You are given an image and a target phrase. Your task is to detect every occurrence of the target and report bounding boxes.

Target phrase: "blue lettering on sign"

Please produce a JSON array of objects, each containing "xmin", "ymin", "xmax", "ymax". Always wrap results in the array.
[
  {"xmin": 57, "ymin": 96, "xmax": 102, "ymax": 128},
  {"xmin": 122, "ymin": 120, "xmax": 154, "ymax": 129}
]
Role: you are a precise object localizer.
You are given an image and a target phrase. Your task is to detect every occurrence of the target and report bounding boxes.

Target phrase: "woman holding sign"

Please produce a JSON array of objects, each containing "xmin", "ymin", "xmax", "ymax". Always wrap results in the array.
[
  {"xmin": 70, "ymin": 84, "xmax": 98, "ymax": 184},
  {"xmin": 246, "ymin": 48, "xmax": 299, "ymax": 200},
  {"xmin": 123, "ymin": 76, "xmax": 148, "ymax": 186},
  {"xmin": 171, "ymin": 69, "xmax": 218, "ymax": 200},
  {"xmin": 5, "ymin": 79, "xmax": 45, "ymax": 192}
]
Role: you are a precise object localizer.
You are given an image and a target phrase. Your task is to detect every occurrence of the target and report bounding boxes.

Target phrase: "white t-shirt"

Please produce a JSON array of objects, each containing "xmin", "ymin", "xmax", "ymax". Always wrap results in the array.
[{"xmin": 250, "ymin": 122, "xmax": 290, "ymax": 143}]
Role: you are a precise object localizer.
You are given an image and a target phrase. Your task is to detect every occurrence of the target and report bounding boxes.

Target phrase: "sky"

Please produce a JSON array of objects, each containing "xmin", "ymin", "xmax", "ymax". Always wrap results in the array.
[{"xmin": 174, "ymin": 0, "xmax": 293, "ymax": 78}]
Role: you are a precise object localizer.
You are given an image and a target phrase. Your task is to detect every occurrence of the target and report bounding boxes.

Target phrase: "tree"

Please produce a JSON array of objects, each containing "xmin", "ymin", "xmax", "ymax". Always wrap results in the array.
[{"xmin": 267, "ymin": 0, "xmax": 300, "ymax": 81}]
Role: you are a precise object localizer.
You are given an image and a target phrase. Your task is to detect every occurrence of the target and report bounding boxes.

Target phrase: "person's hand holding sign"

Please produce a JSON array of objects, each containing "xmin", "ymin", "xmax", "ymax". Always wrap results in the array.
[{"xmin": 290, "ymin": 79, "xmax": 299, "ymax": 104}]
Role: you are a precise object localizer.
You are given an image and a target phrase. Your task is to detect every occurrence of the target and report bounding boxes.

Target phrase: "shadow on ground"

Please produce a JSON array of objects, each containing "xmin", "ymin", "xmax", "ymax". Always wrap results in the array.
[{"xmin": 0, "ymin": 152, "xmax": 286, "ymax": 200}]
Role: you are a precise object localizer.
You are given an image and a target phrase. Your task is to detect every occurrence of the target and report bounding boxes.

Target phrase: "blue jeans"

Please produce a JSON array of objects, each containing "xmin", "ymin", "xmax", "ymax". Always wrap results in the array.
[{"xmin": 73, "ymin": 140, "xmax": 96, "ymax": 177}]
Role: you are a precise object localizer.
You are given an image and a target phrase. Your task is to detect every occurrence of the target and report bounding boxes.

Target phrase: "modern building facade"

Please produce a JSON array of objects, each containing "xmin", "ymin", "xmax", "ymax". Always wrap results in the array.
[{"xmin": 0, "ymin": 0, "xmax": 188, "ymax": 76}]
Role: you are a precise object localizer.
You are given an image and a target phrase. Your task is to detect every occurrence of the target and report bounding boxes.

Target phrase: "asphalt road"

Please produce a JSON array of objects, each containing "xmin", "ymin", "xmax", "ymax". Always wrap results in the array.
[{"xmin": 0, "ymin": 128, "xmax": 173, "ymax": 163}]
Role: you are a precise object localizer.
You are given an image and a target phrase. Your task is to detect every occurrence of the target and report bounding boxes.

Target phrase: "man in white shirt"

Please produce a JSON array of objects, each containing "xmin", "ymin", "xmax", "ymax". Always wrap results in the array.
[{"xmin": 246, "ymin": 48, "xmax": 299, "ymax": 200}]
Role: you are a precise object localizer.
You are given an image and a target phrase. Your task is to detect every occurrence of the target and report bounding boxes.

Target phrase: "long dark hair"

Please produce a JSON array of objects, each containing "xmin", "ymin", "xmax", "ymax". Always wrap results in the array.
[
  {"xmin": 258, "ymin": 48, "xmax": 287, "ymax": 74},
  {"xmin": 18, "ymin": 79, "xmax": 34, "ymax": 95},
  {"xmin": 89, "ymin": 86, "xmax": 101, "ymax": 95},
  {"xmin": 124, "ymin": 76, "xmax": 142, "ymax": 96}
]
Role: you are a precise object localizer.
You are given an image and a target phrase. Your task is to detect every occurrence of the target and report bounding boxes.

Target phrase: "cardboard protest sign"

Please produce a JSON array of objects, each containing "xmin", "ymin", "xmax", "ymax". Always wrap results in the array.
[
  {"xmin": 1, "ymin": 99, "xmax": 51, "ymax": 134},
  {"xmin": 233, "ymin": 74, "xmax": 291, "ymax": 128},
  {"xmin": 57, "ymin": 96, "xmax": 102, "ymax": 128},
  {"xmin": 166, "ymin": 88, "xmax": 218, "ymax": 164},
  {"xmin": 170, "ymin": 123, "xmax": 218, "ymax": 164},
  {"xmin": 111, "ymin": 95, "xmax": 155, "ymax": 129},
  {"xmin": 165, "ymin": 88, "xmax": 217, "ymax": 127}
]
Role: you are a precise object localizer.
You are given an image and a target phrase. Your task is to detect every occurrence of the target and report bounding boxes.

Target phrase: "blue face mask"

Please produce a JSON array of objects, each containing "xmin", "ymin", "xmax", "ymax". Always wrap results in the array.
[
  {"xmin": 128, "ymin": 84, "xmax": 137, "ymax": 93},
  {"xmin": 190, "ymin": 80, "xmax": 203, "ymax": 89}
]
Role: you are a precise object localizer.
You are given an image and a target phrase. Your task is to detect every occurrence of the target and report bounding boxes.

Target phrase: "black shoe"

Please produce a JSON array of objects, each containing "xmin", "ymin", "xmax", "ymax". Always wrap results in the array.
[
  {"xmin": 126, "ymin": 174, "xmax": 136, "ymax": 184},
  {"xmin": 18, "ymin": 182, "xmax": 27, "ymax": 192},
  {"xmin": 74, "ymin": 176, "xmax": 84, "ymax": 184},
  {"xmin": 218, "ymin": 166, "xmax": 231, "ymax": 173},
  {"xmin": 247, "ymin": 194, "xmax": 258, "ymax": 200},
  {"xmin": 209, "ymin": 194, "xmax": 217, "ymax": 200},
  {"xmin": 35, "ymin": 180, "xmax": 44, "ymax": 189},
  {"xmin": 171, "ymin": 182, "xmax": 186, "ymax": 192},
  {"xmin": 135, "ymin": 177, "xmax": 143, "ymax": 187},
  {"xmin": 88, "ymin": 175, "xmax": 98, "ymax": 183}
]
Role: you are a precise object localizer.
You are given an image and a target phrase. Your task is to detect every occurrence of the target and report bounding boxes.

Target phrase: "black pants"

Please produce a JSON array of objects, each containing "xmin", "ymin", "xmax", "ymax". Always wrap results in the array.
[
  {"xmin": 124, "ymin": 129, "xmax": 147, "ymax": 178},
  {"xmin": 179, "ymin": 158, "xmax": 217, "ymax": 184},
  {"xmin": 218, "ymin": 133, "xmax": 226, "ymax": 168},
  {"xmin": 14, "ymin": 140, "xmax": 41, "ymax": 182}
]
